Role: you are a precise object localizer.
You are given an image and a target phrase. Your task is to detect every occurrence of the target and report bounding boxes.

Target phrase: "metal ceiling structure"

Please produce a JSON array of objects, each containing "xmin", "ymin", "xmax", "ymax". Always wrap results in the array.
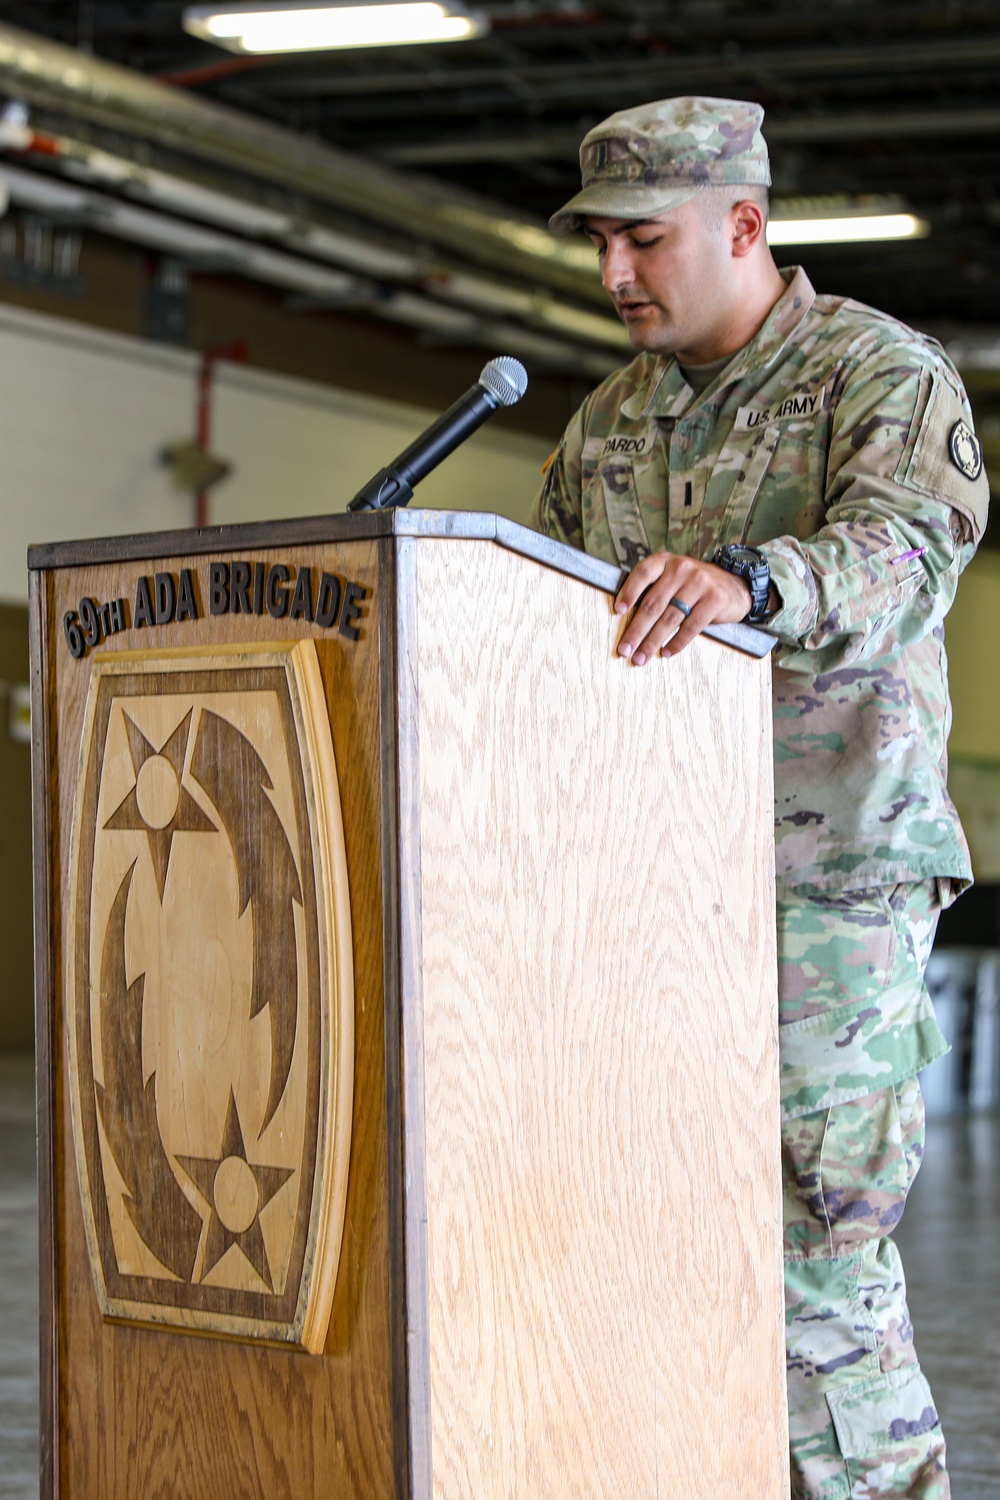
[
  {"xmin": 0, "ymin": 0, "xmax": 995, "ymax": 328},
  {"xmin": 0, "ymin": 1, "xmax": 993, "ymax": 534},
  {"xmin": 0, "ymin": 0, "xmax": 995, "ymax": 333},
  {"xmin": 0, "ymin": 0, "xmax": 997, "ymax": 473}
]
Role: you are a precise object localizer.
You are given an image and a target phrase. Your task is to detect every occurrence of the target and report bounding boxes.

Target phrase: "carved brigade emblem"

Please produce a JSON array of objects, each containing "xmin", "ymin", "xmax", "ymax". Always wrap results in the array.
[{"xmin": 67, "ymin": 643, "xmax": 353, "ymax": 1351}]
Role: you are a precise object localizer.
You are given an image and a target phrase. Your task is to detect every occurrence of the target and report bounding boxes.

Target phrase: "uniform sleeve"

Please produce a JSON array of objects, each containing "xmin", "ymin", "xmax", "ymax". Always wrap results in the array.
[
  {"xmin": 762, "ymin": 348, "xmax": 989, "ymax": 673},
  {"xmin": 526, "ymin": 399, "xmax": 588, "ymax": 550}
]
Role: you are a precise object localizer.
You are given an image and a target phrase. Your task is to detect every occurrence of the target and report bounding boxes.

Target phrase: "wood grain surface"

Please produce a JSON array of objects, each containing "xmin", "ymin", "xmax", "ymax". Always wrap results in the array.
[
  {"xmin": 408, "ymin": 538, "xmax": 787, "ymax": 1500},
  {"xmin": 36, "ymin": 541, "xmax": 398, "ymax": 1497},
  {"xmin": 35, "ymin": 523, "xmax": 786, "ymax": 1499}
]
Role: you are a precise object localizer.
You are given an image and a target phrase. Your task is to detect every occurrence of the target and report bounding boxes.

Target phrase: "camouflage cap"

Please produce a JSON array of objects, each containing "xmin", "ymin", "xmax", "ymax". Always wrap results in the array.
[{"xmin": 549, "ymin": 96, "xmax": 770, "ymax": 234}]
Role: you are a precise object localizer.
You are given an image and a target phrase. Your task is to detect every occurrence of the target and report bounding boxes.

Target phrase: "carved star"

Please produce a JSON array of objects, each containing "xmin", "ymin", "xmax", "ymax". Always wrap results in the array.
[
  {"xmin": 178, "ymin": 1089, "xmax": 294, "ymax": 1293},
  {"xmin": 104, "ymin": 707, "xmax": 215, "ymax": 899}
]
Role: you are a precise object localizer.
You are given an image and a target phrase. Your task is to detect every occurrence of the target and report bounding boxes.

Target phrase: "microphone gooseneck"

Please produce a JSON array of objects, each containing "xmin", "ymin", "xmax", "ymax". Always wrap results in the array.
[{"xmin": 348, "ymin": 356, "xmax": 528, "ymax": 512}]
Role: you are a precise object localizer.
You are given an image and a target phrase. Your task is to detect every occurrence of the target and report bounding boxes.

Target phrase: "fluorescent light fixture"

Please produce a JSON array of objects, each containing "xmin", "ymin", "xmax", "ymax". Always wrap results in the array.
[
  {"xmin": 768, "ymin": 214, "xmax": 928, "ymax": 245},
  {"xmin": 183, "ymin": 1, "xmax": 488, "ymax": 52},
  {"xmin": 768, "ymin": 198, "xmax": 929, "ymax": 245}
]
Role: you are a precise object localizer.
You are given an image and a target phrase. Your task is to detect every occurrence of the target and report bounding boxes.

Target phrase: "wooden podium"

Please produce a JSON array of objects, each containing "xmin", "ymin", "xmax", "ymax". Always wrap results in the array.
[{"xmin": 29, "ymin": 510, "xmax": 788, "ymax": 1499}]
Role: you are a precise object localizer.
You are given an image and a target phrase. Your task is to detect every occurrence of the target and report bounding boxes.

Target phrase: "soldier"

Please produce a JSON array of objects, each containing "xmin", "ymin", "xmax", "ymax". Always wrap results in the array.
[{"xmin": 530, "ymin": 96, "xmax": 989, "ymax": 1499}]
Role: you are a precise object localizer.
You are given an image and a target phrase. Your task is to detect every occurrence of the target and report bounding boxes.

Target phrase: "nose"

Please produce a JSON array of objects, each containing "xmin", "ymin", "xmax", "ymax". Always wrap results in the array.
[{"xmin": 601, "ymin": 237, "xmax": 636, "ymax": 295}]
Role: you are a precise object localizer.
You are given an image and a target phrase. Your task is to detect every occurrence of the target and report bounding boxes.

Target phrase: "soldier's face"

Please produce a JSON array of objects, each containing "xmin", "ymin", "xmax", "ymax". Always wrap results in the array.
[{"xmin": 585, "ymin": 202, "xmax": 740, "ymax": 361}]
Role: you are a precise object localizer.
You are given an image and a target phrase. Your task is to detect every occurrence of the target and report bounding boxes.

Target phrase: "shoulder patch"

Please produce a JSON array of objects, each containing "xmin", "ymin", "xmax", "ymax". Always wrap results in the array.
[
  {"xmin": 949, "ymin": 420, "xmax": 983, "ymax": 480},
  {"xmin": 902, "ymin": 372, "xmax": 989, "ymax": 540}
]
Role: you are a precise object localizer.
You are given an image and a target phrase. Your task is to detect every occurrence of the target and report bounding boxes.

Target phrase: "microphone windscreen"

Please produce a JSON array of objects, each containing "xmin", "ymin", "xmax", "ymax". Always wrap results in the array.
[{"xmin": 479, "ymin": 356, "xmax": 528, "ymax": 408}]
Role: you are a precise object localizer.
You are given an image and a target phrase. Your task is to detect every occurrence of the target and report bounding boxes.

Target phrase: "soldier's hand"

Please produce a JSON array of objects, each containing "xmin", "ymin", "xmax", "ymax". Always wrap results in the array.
[{"xmin": 613, "ymin": 551, "xmax": 752, "ymax": 663}]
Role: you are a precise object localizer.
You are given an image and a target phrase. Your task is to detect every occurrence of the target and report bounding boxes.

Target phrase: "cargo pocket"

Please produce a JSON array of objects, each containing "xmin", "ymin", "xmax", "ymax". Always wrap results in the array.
[
  {"xmin": 777, "ymin": 887, "xmax": 897, "ymax": 1026},
  {"xmin": 779, "ymin": 991, "xmax": 948, "ymax": 1120},
  {"xmin": 828, "ymin": 1365, "xmax": 946, "ymax": 1495},
  {"xmin": 778, "ymin": 887, "xmax": 949, "ymax": 1120}
]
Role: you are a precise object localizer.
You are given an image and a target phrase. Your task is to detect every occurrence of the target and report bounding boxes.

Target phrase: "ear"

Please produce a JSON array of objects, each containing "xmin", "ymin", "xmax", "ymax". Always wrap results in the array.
[{"xmin": 730, "ymin": 200, "xmax": 767, "ymax": 258}]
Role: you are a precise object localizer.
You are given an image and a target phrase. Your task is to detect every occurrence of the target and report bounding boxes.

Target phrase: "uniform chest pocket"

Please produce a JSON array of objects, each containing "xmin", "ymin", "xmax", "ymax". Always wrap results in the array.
[
  {"xmin": 584, "ymin": 452, "xmax": 668, "ymax": 568},
  {"xmin": 743, "ymin": 430, "xmax": 828, "ymax": 546},
  {"xmin": 706, "ymin": 422, "xmax": 782, "ymax": 545}
]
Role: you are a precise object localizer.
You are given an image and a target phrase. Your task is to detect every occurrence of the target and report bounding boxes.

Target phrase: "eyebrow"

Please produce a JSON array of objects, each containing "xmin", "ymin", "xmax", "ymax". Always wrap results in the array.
[{"xmin": 585, "ymin": 218, "xmax": 666, "ymax": 236}]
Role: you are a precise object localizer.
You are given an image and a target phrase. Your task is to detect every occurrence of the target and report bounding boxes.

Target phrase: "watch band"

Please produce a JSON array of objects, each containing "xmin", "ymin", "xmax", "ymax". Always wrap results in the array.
[{"xmin": 711, "ymin": 544, "xmax": 771, "ymax": 624}]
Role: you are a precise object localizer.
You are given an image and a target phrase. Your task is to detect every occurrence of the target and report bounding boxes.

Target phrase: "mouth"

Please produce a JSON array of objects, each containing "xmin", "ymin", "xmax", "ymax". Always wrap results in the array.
[{"xmin": 616, "ymin": 299, "xmax": 656, "ymax": 322}]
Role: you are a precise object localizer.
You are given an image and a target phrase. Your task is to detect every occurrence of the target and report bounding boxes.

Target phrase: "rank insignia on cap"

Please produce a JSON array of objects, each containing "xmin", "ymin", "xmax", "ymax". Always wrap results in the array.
[{"xmin": 949, "ymin": 419, "xmax": 984, "ymax": 480}]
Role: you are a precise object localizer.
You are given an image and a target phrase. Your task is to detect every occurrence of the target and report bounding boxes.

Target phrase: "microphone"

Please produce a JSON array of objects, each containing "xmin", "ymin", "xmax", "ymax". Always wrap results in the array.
[{"xmin": 348, "ymin": 355, "xmax": 528, "ymax": 512}]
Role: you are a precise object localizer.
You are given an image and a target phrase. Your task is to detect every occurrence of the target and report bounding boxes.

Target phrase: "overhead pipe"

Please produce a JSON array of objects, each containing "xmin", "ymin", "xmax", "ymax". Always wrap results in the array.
[
  {"xmin": 0, "ymin": 120, "xmax": 629, "ymax": 359},
  {"xmin": 0, "ymin": 21, "xmax": 606, "ymax": 305},
  {"xmin": 0, "ymin": 159, "xmax": 619, "ymax": 378}
]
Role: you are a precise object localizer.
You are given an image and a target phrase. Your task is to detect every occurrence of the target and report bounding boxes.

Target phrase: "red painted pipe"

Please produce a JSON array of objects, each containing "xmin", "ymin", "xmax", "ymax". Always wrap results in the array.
[{"xmin": 195, "ymin": 340, "xmax": 247, "ymax": 529}]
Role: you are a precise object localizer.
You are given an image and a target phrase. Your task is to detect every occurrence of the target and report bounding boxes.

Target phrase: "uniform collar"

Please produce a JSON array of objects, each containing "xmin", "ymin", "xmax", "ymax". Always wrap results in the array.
[{"xmin": 620, "ymin": 266, "xmax": 817, "ymax": 421}]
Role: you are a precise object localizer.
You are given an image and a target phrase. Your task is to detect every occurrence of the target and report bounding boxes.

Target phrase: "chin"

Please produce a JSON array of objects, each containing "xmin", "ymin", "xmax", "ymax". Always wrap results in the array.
[
  {"xmin": 630, "ymin": 331, "xmax": 675, "ymax": 357},
  {"xmin": 625, "ymin": 324, "xmax": 661, "ymax": 352},
  {"xmin": 621, "ymin": 314, "xmax": 675, "ymax": 355}
]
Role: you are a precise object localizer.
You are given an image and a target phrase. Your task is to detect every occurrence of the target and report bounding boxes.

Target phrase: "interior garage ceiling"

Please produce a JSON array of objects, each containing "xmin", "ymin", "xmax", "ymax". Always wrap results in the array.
[{"xmin": 0, "ymin": 0, "xmax": 998, "ymax": 332}]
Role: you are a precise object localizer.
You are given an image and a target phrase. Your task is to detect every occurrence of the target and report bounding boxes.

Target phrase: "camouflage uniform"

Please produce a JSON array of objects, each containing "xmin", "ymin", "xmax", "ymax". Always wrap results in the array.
[{"xmin": 534, "ymin": 98, "xmax": 990, "ymax": 1500}]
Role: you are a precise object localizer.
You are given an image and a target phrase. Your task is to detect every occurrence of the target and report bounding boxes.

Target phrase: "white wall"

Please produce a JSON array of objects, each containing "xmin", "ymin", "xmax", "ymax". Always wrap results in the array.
[
  {"xmin": 0, "ymin": 303, "xmax": 551, "ymax": 602},
  {"xmin": 210, "ymin": 361, "xmax": 549, "ymax": 529}
]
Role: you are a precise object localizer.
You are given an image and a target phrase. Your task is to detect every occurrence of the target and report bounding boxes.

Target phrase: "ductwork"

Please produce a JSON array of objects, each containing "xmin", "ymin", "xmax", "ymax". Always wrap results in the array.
[
  {"xmin": 0, "ymin": 109, "xmax": 629, "ymax": 375},
  {"xmin": 0, "ymin": 21, "xmax": 606, "ymax": 306}
]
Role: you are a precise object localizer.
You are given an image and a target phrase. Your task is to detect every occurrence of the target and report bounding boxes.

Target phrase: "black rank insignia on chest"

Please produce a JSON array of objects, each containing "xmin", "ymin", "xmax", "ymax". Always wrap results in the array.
[{"xmin": 949, "ymin": 419, "xmax": 984, "ymax": 480}]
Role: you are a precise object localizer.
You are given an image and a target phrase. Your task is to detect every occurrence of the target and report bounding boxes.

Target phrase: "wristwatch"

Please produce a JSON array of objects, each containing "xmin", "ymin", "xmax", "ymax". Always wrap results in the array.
[{"xmin": 711, "ymin": 543, "xmax": 772, "ymax": 623}]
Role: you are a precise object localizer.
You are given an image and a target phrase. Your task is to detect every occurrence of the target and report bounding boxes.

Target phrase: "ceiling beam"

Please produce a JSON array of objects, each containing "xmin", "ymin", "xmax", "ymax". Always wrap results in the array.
[
  {"xmin": 377, "ymin": 106, "xmax": 1000, "ymax": 166},
  {"xmin": 0, "ymin": 21, "xmax": 610, "ymax": 303},
  {"xmin": 257, "ymin": 32, "xmax": 1000, "ymax": 102}
]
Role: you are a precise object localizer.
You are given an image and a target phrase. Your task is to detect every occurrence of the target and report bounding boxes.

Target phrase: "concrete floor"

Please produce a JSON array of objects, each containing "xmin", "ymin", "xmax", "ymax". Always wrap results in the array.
[
  {"xmin": 895, "ymin": 1110, "xmax": 1000, "ymax": 1499},
  {"xmin": 0, "ymin": 1056, "xmax": 38, "ymax": 1500},
  {"xmin": 0, "ymin": 1053, "xmax": 997, "ymax": 1498}
]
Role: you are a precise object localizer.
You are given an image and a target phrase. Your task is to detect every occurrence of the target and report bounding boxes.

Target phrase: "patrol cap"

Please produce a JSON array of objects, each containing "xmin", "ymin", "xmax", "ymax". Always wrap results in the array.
[{"xmin": 549, "ymin": 95, "xmax": 771, "ymax": 235}]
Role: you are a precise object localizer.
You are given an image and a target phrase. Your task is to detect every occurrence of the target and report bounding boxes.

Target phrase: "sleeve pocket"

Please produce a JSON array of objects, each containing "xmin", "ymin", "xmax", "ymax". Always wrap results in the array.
[{"xmin": 900, "ymin": 370, "xmax": 989, "ymax": 541}]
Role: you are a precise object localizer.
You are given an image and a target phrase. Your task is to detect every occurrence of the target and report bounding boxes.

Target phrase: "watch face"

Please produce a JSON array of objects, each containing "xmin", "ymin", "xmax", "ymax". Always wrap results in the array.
[{"xmin": 715, "ymin": 544, "xmax": 770, "ymax": 623}]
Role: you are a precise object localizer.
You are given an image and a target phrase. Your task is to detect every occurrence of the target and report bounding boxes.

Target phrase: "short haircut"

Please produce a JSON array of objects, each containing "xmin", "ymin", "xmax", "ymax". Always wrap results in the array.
[{"xmin": 696, "ymin": 182, "xmax": 769, "ymax": 230}]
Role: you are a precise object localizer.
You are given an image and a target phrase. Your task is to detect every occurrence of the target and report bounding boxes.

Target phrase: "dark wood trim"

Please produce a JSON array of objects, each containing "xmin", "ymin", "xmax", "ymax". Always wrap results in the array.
[
  {"xmin": 378, "ymin": 535, "xmax": 414, "ymax": 1500},
  {"xmin": 26, "ymin": 507, "xmax": 493, "ymax": 571},
  {"xmin": 28, "ymin": 570, "xmax": 58, "ymax": 1500},
  {"xmin": 27, "ymin": 510, "xmax": 397, "ymax": 571},
  {"xmin": 391, "ymin": 535, "xmax": 434, "ymax": 1499}
]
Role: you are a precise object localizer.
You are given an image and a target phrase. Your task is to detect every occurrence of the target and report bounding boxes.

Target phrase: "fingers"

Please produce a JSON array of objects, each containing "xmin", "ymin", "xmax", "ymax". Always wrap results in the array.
[
  {"xmin": 657, "ymin": 595, "xmax": 715, "ymax": 658},
  {"xmin": 613, "ymin": 552, "xmax": 671, "ymax": 614},
  {"xmin": 619, "ymin": 589, "xmax": 698, "ymax": 663},
  {"xmin": 614, "ymin": 553, "xmax": 752, "ymax": 664},
  {"xmin": 614, "ymin": 553, "xmax": 700, "ymax": 663}
]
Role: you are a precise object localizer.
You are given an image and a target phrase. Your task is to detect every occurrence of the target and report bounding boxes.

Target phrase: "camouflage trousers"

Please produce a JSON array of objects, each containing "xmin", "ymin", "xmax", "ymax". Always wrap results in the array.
[{"xmin": 778, "ymin": 881, "xmax": 951, "ymax": 1500}]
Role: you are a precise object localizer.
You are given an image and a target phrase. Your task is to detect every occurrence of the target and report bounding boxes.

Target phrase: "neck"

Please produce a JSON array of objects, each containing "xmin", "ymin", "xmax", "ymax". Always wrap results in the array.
[{"xmin": 677, "ymin": 254, "xmax": 787, "ymax": 365}]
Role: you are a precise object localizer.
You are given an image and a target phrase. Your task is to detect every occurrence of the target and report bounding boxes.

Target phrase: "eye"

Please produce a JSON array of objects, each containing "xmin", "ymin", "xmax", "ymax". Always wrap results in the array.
[{"xmin": 631, "ymin": 234, "xmax": 663, "ymax": 251}]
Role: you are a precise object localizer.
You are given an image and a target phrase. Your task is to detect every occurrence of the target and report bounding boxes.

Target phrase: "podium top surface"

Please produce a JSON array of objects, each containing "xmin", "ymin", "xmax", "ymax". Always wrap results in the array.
[{"xmin": 27, "ymin": 508, "xmax": 774, "ymax": 658}]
